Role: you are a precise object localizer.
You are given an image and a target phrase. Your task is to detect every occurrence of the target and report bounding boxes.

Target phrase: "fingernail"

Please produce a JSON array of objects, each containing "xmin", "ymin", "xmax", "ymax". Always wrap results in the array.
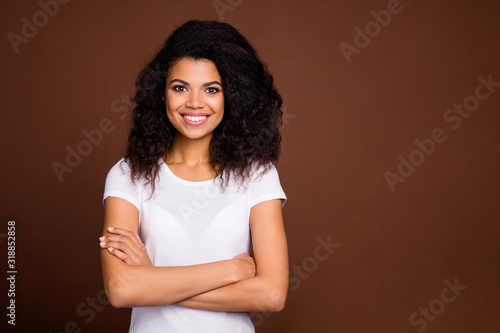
[
  {"xmin": 108, "ymin": 227, "xmax": 114, "ymax": 231},
  {"xmin": 99, "ymin": 236, "xmax": 105, "ymax": 241},
  {"xmin": 100, "ymin": 242, "xmax": 106, "ymax": 247},
  {"xmin": 108, "ymin": 247, "xmax": 114, "ymax": 252}
]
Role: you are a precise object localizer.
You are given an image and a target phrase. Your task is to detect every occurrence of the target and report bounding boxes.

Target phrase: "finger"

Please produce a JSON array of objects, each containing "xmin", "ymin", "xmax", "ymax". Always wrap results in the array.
[
  {"xmin": 107, "ymin": 240, "xmax": 140, "ymax": 264},
  {"xmin": 101, "ymin": 238, "xmax": 138, "ymax": 259},
  {"xmin": 107, "ymin": 247, "xmax": 132, "ymax": 265},
  {"xmin": 101, "ymin": 240, "xmax": 148, "ymax": 266},
  {"xmin": 99, "ymin": 240, "xmax": 110, "ymax": 249},
  {"xmin": 136, "ymin": 234, "xmax": 143, "ymax": 244},
  {"xmin": 102, "ymin": 234, "xmax": 140, "ymax": 256},
  {"xmin": 108, "ymin": 227, "xmax": 145, "ymax": 249},
  {"xmin": 103, "ymin": 239, "xmax": 139, "ymax": 263},
  {"xmin": 102, "ymin": 229, "xmax": 150, "ymax": 266}
]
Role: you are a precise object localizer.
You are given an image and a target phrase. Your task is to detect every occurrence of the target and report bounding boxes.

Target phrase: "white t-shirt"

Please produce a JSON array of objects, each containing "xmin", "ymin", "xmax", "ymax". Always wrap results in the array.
[{"xmin": 102, "ymin": 158, "xmax": 287, "ymax": 333}]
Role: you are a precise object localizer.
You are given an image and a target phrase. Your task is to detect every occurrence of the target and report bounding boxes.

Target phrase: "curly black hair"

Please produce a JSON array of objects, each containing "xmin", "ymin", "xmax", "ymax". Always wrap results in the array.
[{"xmin": 124, "ymin": 20, "xmax": 283, "ymax": 194}]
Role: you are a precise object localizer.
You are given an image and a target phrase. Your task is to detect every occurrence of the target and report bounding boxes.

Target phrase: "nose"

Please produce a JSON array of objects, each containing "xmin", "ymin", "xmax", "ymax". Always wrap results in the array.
[{"xmin": 186, "ymin": 90, "xmax": 205, "ymax": 109}]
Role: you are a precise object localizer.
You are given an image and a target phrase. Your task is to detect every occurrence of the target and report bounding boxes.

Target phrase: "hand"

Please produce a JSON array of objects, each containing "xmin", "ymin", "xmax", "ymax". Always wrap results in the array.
[
  {"xmin": 233, "ymin": 252, "xmax": 256, "ymax": 281},
  {"xmin": 99, "ymin": 227, "xmax": 152, "ymax": 266}
]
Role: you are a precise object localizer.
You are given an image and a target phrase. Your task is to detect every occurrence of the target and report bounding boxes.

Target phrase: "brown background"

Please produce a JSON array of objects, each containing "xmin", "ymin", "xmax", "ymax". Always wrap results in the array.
[{"xmin": 1, "ymin": 0, "xmax": 499, "ymax": 332}]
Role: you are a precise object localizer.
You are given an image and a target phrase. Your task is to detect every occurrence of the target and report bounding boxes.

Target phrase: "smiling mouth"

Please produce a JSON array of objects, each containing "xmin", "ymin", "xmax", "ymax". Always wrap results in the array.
[{"xmin": 181, "ymin": 114, "xmax": 209, "ymax": 122}]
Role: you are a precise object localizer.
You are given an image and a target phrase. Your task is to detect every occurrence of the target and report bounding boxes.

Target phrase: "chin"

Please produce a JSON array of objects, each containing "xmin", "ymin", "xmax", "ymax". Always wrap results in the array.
[{"xmin": 177, "ymin": 130, "xmax": 213, "ymax": 141}]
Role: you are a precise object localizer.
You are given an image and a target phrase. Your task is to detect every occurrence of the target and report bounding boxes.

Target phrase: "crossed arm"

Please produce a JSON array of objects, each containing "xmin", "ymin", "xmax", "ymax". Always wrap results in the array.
[{"xmin": 100, "ymin": 196, "xmax": 289, "ymax": 312}]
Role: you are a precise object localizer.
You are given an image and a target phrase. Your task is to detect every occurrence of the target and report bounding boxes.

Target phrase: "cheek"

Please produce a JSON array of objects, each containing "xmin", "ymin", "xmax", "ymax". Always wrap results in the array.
[
  {"xmin": 165, "ymin": 102, "xmax": 179, "ymax": 125},
  {"xmin": 209, "ymin": 97, "xmax": 225, "ymax": 114},
  {"xmin": 165, "ymin": 94, "xmax": 182, "ymax": 113}
]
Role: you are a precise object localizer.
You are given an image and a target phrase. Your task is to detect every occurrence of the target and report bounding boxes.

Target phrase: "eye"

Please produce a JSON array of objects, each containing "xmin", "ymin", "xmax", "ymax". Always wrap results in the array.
[
  {"xmin": 173, "ymin": 85, "xmax": 187, "ymax": 92},
  {"xmin": 205, "ymin": 87, "xmax": 220, "ymax": 94}
]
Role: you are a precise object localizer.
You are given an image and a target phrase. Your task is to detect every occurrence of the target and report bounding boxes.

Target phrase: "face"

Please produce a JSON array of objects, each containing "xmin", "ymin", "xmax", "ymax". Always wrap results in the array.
[{"xmin": 164, "ymin": 58, "xmax": 224, "ymax": 141}]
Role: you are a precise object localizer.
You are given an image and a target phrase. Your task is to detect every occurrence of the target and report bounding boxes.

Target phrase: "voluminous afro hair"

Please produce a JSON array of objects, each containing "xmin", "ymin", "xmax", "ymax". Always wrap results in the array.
[{"xmin": 125, "ymin": 20, "xmax": 283, "ymax": 194}]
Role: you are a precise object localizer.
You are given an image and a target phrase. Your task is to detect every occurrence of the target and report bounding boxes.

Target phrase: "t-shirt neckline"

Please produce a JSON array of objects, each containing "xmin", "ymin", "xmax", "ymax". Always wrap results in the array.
[{"xmin": 159, "ymin": 158, "xmax": 216, "ymax": 185}]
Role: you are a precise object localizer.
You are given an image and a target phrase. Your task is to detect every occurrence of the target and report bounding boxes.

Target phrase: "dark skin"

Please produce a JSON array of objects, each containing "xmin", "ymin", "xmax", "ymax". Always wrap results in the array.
[{"xmin": 100, "ymin": 58, "xmax": 288, "ymax": 311}]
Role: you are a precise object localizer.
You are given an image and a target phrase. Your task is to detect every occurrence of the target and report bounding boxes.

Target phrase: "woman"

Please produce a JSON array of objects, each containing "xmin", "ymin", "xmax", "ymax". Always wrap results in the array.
[{"xmin": 99, "ymin": 20, "xmax": 288, "ymax": 332}]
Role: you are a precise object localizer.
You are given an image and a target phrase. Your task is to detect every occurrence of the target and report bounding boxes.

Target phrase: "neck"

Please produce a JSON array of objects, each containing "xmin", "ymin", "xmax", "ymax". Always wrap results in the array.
[{"xmin": 165, "ymin": 132, "xmax": 212, "ymax": 166}]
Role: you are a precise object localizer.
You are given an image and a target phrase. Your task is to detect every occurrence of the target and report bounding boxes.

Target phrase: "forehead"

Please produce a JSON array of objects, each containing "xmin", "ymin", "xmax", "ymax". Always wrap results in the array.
[{"xmin": 167, "ymin": 58, "xmax": 221, "ymax": 81}]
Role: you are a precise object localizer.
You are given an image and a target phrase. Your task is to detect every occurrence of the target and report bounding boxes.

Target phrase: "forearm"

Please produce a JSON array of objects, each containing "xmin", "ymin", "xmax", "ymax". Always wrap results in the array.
[
  {"xmin": 175, "ymin": 199, "xmax": 291, "ymax": 313},
  {"xmin": 174, "ymin": 274, "xmax": 288, "ymax": 312},
  {"xmin": 103, "ymin": 253, "xmax": 242, "ymax": 308}
]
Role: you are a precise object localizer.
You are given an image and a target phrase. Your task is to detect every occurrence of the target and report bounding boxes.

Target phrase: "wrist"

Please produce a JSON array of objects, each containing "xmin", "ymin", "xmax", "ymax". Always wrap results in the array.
[{"xmin": 228, "ymin": 258, "xmax": 244, "ymax": 283}]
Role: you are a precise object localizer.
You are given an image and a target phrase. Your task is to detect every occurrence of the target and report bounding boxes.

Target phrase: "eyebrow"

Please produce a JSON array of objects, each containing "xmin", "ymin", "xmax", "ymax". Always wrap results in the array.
[{"xmin": 168, "ymin": 79, "xmax": 222, "ymax": 87}]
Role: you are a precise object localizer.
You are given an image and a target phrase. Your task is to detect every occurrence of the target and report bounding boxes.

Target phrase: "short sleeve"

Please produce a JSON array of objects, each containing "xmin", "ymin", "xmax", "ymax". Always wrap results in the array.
[
  {"xmin": 249, "ymin": 163, "xmax": 287, "ymax": 208},
  {"xmin": 102, "ymin": 158, "xmax": 141, "ymax": 213}
]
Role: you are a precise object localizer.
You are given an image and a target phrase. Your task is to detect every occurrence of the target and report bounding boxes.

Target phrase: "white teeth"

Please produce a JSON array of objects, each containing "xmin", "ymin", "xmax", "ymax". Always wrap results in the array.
[{"xmin": 183, "ymin": 115, "xmax": 208, "ymax": 122}]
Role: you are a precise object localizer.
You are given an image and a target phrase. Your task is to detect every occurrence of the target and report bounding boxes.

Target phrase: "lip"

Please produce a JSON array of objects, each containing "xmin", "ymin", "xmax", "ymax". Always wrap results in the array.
[
  {"xmin": 181, "ymin": 112, "xmax": 210, "ymax": 116},
  {"xmin": 180, "ymin": 113, "xmax": 210, "ymax": 126}
]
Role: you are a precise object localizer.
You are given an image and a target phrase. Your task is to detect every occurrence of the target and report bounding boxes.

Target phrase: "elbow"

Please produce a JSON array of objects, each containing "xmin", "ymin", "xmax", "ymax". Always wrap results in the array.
[
  {"xmin": 105, "ymin": 276, "xmax": 135, "ymax": 308},
  {"xmin": 269, "ymin": 291, "xmax": 287, "ymax": 312},
  {"xmin": 258, "ymin": 286, "xmax": 287, "ymax": 312},
  {"xmin": 102, "ymin": 261, "xmax": 144, "ymax": 308},
  {"xmin": 107, "ymin": 289, "xmax": 132, "ymax": 309},
  {"xmin": 266, "ymin": 277, "xmax": 288, "ymax": 312}
]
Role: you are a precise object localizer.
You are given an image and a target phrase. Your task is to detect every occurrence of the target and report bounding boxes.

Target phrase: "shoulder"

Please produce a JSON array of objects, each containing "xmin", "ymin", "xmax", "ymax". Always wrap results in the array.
[
  {"xmin": 246, "ymin": 161, "xmax": 283, "ymax": 190},
  {"xmin": 105, "ymin": 158, "xmax": 162, "ymax": 195},
  {"xmin": 219, "ymin": 162, "xmax": 281, "ymax": 192},
  {"xmin": 249, "ymin": 161, "xmax": 279, "ymax": 181},
  {"xmin": 246, "ymin": 161, "xmax": 286, "ymax": 207},
  {"xmin": 106, "ymin": 158, "xmax": 132, "ymax": 179},
  {"xmin": 104, "ymin": 157, "xmax": 145, "ymax": 189}
]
